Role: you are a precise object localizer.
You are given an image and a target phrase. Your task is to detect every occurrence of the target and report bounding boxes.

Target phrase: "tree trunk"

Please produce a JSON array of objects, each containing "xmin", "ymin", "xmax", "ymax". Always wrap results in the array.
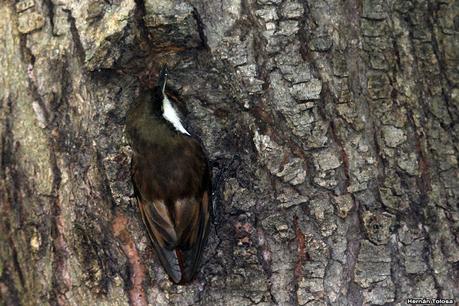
[{"xmin": 1, "ymin": 0, "xmax": 458, "ymax": 305}]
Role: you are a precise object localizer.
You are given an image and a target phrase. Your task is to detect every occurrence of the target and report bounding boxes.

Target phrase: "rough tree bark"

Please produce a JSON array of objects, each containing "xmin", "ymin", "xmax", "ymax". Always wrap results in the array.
[{"xmin": 1, "ymin": 0, "xmax": 458, "ymax": 305}]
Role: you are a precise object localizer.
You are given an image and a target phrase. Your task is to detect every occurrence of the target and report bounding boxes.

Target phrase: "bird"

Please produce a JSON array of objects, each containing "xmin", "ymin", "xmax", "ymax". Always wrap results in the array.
[{"xmin": 126, "ymin": 66, "xmax": 211, "ymax": 284}]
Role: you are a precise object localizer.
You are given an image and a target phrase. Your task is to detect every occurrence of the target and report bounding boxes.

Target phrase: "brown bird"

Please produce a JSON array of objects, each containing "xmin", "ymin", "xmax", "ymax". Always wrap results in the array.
[{"xmin": 126, "ymin": 66, "xmax": 211, "ymax": 283}]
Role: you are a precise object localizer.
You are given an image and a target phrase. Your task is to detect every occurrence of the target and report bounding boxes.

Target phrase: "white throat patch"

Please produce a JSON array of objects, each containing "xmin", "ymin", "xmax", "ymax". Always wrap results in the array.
[{"xmin": 162, "ymin": 96, "xmax": 190, "ymax": 135}]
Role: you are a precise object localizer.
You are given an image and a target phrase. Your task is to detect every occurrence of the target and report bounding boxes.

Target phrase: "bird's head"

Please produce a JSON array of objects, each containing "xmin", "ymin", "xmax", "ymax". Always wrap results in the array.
[
  {"xmin": 157, "ymin": 65, "xmax": 168, "ymax": 95},
  {"xmin": 151, "ymin": 65, "xmax": 168, "ymax": 115},
  {"xmin": 151, "ymin": 65, "xmax": 190, "ymax": 136}
]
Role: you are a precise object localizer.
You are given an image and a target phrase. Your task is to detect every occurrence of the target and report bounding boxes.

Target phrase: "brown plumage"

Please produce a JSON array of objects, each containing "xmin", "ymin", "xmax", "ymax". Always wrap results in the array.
[{"xmin": 126, "ymin": 68, "xmax": 211, "ymax": 283}]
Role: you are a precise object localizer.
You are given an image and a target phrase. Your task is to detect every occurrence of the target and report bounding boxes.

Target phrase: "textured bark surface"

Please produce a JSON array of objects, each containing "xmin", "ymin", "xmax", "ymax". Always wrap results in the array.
[{"xmin": 1, "ymin": 0, "xmax": 458, "ymax": 305}]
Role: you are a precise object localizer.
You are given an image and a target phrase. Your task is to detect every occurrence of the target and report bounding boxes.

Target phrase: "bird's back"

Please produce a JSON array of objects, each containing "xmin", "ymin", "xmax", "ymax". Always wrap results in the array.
[{"xmin": 131, "ymin": 135, "xmax": 209, "ymax": 200}]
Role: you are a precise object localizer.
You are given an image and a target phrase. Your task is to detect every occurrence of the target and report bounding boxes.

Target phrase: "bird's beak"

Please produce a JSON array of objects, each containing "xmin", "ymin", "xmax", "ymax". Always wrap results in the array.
[{"xmin": 157, "ymin": 65, "xmax": 168, "ymax": 93}]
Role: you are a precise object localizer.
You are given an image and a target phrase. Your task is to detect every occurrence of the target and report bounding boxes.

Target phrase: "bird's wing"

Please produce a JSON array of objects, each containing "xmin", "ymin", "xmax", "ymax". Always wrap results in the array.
[
  {"xmin": 138, "ymin": 191, "xmax": 210, "ymax": 283},
  {"xmin": 173, "ymin": 190, "xmax": 211, "ymax": 283},
  {"xmin": 139, "ymin": 198, "xmax": 182, "ymax": 283},
  {"xmin": 131, "ymin": 140, "xmax": 211, "ymax": 283}
]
